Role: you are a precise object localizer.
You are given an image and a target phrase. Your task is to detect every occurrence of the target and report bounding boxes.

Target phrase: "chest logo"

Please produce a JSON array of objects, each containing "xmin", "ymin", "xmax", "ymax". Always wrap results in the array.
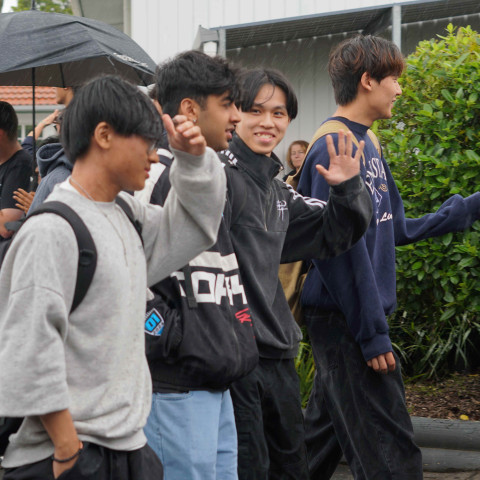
[{"xmin": 276, "ymin": 200, "xmax": 288, "ymax": 220}]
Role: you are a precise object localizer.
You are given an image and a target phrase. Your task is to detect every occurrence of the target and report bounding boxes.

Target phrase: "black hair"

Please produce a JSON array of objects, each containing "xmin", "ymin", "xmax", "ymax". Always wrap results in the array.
[
  {"xmin": 329, "ymin": 35, "xmax": 405, "ymax": 106},
  {"xmin": 237, "ymin": 68, "xmax": 298, "ymax": 120},
  {"xmin": 0, "ymin": 101, "xmax": 19, "ymax": 141},
  {"xmin": 154, "ymin": 50, "xmax": 240, "ymax": 117},
  {"xmin": 60, "ymin": 75, "xmax": 162, "ymax": 163}
]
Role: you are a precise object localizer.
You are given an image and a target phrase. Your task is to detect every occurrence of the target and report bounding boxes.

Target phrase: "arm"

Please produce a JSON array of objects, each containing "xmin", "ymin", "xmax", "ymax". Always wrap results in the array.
[
  {"xmin": 126, "ymin": 115, "xmax": 226, "ymax": 285},
  {"xmin": 0, "ymin": 208, "xmax": 23, "ymax": 238},
  {"xmin": 0, "ymin": 216, "xmax": 76, "ymax": 418},
  {"xmin": 25, "ymin": 110, "xmax": 60, "ymax": 141},
  {"xmin": 388, "ymin": 171, "xmax": 480, "ymax": 246},
  {"xmin": 40, "ymin": 409, "xmax": 82, "ymax": 478}
]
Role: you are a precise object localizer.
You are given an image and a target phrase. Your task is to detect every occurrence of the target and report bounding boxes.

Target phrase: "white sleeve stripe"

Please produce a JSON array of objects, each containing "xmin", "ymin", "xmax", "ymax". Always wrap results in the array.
[{"xmin": 284, "ymin": 183, "xmax": 327, "ymax": 207}]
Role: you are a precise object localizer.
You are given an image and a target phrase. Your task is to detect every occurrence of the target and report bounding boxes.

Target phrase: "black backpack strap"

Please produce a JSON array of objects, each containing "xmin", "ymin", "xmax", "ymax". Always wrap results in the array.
[
  {"xmin": 28, "ymin": 201, "xmax": 96, "ymax": 314},
  {"xmin": 115, "ymin": 196, "xmax": 143, "ymax": 245}
]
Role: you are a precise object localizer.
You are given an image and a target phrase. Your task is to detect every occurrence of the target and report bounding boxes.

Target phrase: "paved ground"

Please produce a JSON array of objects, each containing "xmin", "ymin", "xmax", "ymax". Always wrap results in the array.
[{"xmin": 332, "ymin": 464, "xmax": 480, "ymax": 479}]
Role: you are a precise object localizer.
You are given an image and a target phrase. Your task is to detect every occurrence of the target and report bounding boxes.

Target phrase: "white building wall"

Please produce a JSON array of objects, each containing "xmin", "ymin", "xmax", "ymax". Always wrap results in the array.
[
  {"xmin": 132, "ymin": 0, "xmax": 415, "ymax": 63},
  {"xmin": 131, "ymin": 0, "xmax": 480, "ymax": 165}
]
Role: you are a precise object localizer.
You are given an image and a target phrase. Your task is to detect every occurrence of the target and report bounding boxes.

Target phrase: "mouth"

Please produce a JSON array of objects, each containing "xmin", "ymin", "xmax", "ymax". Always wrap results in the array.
[
  {"xmin": 254, "ymin": 132, "xmax": 275, "ymax": 141},
  {"xmin": 226, "ymin": 128, "xmax": 234, "ymax": 140}
]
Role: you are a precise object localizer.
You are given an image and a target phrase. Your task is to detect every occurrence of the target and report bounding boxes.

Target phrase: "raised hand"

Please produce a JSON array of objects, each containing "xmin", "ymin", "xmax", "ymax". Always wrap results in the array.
[
  {"xmin": 162, "ymin": 114, "xmax": 206, "ymax": 157},
  {"xmin": 315, "ymin": 130, "xmax": 364, "ymax": 186}
]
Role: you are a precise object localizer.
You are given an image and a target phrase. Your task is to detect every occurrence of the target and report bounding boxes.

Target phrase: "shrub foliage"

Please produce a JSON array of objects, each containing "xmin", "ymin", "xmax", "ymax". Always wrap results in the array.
[{"xmin": 377, "ymin": 25, "xmax": 480, "ymax": 378}]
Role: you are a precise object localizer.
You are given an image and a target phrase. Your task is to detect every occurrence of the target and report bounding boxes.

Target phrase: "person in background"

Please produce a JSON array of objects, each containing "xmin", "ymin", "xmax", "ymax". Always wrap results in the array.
[
  {"xmin": 0, "ymin": 101, "xmax": 31, "ymax": 240},
  {"xmin": 283, "ymin": 139, "xmax": 308, "ymax": 182}
]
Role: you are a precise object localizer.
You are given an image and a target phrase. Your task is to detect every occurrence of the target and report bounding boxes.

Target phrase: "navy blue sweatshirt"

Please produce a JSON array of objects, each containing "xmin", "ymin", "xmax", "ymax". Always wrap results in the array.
[{"xmin": 298, "ymin": 116, "xmax": 480, "ymax": 361}]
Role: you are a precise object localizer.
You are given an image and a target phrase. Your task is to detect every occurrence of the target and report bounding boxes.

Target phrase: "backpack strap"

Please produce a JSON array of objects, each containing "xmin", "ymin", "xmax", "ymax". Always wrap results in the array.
[
  {"xmin": 115, "ymin": 196, "xmax": 143, "ymax": 244},
  {"xmin": 28, "ymin": 201, "xmax": 97, "ymax": 314}
]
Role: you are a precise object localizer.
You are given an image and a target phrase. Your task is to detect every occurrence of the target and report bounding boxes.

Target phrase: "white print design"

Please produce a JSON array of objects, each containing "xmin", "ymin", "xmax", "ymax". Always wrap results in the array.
[
  {"xmin": 378, "ymin": 212, "xmax": 393, "ymax": 224},
  {"xmin": 172, "ymin": 270, "xmax": 247, "ymax": 306},
  {"xmin": 277, "ymin": 200, "xmax": 288, "ymax": 220},
  {"xmin": 364, "ymin": 155, "xmax": 393, "ymax": 225},
  {"xmin": 171, "ymin": 250, "xmax": 247, "ymax": 305},
  {"xmin": 285, "ymin": 183, "xmax": 327, "ymax": 207}
]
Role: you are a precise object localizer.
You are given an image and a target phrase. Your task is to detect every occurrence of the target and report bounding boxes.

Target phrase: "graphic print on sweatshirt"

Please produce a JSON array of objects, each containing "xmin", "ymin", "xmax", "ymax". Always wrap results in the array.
[
  {"xmin": 171, "ymin": 250, "xmax": 247, "ymax": 306},
  {"xmin": 364, "ymin": 153, "xmax": 392, "ymax": 225}
]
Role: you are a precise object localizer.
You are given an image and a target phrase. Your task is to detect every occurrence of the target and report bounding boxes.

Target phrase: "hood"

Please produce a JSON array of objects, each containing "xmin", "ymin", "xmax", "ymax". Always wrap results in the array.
[{"xmin": 36, "ymin": 143, "xmax": 73, "ymax": 177}]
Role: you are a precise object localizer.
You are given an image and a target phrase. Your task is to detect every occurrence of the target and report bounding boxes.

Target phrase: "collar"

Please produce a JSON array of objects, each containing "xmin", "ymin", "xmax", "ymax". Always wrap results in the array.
[{"xmin": 227, "ymin": 133, "xmax": 283, "ymax": 188}]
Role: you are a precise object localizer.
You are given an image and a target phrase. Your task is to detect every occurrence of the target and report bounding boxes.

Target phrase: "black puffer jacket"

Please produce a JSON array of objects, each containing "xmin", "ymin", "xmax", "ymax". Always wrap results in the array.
[
  {"xmin": 218, "ymin": 134, "xmax": 372, "ymax": 359},
  {"xmin": 145, "ymin": 154, "xmax": 258, "ymax": 391}
]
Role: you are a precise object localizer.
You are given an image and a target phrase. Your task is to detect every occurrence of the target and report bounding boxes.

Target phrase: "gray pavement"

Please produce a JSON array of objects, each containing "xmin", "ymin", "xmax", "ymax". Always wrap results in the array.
[{"xmin": 332, "ymin": 464, "xmax": 480, "ymax": 479}]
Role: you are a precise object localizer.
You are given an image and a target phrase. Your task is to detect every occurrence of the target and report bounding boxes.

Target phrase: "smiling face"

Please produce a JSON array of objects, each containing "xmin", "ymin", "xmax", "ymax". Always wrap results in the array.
[
  {"xmin": 236, "ymin": 84, "xmax": 290, "ymax": 156},
  {"xmin": 197, "ymin": 92, "xmax": 241, "ymax": 152},
  {"xmin": 370, "ymin": 74, "xmax": 402, "ymax": 120}
]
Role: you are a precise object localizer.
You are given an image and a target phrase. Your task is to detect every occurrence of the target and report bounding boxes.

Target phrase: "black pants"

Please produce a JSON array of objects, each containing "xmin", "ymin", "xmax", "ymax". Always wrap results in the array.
[
  {"xmin": 304, "ymin": 310, "xmax": 423, "ymax": 480},
  {"xmin": 230, "ymin": 357, "xmax": 309, "ymax": 480},
  {"xmin": 4, "ymin": 442, "xmax": 163, "ymax": 480}
]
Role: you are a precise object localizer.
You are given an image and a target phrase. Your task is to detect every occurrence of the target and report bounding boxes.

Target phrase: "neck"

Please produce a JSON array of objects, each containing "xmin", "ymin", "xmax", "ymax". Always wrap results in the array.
[
  {"xmin": 0, "ymin": 141, "xmax": 21, "ymax": 165},
  {"xmin": 333, "ymin": 103, "xmax": 375, "ymax": 128},
  {"xmin": 70, "ymin": 163, "xmax": 119, "ymax": 202}
]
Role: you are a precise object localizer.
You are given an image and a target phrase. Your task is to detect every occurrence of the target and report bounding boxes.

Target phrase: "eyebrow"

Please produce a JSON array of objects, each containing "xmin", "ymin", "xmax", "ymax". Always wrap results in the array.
[{"xmin": 252, "ymin": 102, "xmax": 287, "ymax": 110}]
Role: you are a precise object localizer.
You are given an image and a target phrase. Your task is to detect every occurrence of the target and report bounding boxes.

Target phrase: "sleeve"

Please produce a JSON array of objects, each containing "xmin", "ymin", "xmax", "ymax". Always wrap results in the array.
[
  {"xmin": 297, "ymin": 136, "xmax": 392, "ymax": 361},
  {"xmin": 281, "ymin": 141, "xmax": 373, "ymax": 263},
  {"xmin": 144, "ymin": 289, "xmax": 183, "ymax": 360},
  {"xmin": 0, "ymin": 216, "xmax": 77, "ymax": 416},
  {"xmin": 123, "ymin": 146, "xmax": 226, "ymax": 286},
  {"xmin": 387, "ymin": 171, "xmax": 480, "ymax": 246},
  {"xmin": 0, "ymin": 159, "xmax": 31, "ymax": 210}
]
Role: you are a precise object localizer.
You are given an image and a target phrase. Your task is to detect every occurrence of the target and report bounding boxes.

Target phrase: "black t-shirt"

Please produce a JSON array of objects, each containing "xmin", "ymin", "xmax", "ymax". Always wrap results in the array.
[{"xmin": 0, "ymin": 149, "xmax": 32, "ymax": 210}]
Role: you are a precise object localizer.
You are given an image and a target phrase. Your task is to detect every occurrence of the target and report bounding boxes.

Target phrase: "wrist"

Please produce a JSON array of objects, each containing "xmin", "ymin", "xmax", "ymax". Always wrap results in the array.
[{"xmin": 52, "ymin": 440, "xmax": 83, "ymax": 463}]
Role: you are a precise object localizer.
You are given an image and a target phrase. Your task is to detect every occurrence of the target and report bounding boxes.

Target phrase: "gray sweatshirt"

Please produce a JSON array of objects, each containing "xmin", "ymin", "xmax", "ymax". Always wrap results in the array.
[{"xmin": 0, "ymin": 147, "xmax": 226, "ymax": 467}]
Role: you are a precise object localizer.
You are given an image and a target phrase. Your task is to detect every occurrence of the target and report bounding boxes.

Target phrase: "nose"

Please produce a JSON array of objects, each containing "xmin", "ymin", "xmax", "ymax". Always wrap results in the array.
[
  {"xmin": 148, "ymin": 149, "xmax": 159, "ymax": 164},
  {"xmin": 230, "ymin": 104, "xmax": 241, "ymax": 125},
  {"xmin": 259, "ymin": 112, "xmax": 275, "ymax": 128},
  {"xmin": 396, "ymin": 84, "xmax": 402, "ymax": 96}
]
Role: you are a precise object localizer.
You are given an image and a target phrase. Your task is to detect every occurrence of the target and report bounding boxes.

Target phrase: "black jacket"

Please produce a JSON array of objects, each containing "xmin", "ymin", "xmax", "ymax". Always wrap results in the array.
[
  {"xmin": 218, "ymin": 134, "xmax": 372, "ymax": 359},
  {"xmin": 145, "ymin": 153, "xmax": 258, "ymax": 391}
]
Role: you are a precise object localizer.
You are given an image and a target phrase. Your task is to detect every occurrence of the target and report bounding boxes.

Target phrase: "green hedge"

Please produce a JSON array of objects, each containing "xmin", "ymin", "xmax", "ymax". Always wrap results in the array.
[{"xmin": 377, "ymin": 25, "xmax": 480, "ymax": 378}]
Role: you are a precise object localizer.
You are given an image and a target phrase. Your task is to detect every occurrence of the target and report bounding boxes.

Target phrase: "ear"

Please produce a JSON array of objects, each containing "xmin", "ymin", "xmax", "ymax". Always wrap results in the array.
[
  {"xmin": 92, "ymin": 121, "xmax": 113, "ymax": 151},
  {"xmin": 360, "ymin": 72, "xmax": 374, "ymax": 92},
  {"xmin": 178, "ymin": 98, "xmax": 200, "ymax": 122}
]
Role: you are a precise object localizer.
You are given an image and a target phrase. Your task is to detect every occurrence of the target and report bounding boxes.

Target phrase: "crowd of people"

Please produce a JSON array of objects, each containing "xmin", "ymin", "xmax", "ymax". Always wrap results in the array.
[{"xmin": 0, "ymin": 33, "xmax": 479, "ymax": 480}]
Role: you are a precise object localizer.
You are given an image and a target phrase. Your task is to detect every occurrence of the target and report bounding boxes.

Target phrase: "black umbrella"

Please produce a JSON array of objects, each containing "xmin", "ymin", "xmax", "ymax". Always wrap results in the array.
[
  {"xmin": 0, "ymin": 4, "xmax": 157, "ymax": 173},
  {"xmin": 0, "ymin": 8, "xmax": 156, "ymax": 87}
]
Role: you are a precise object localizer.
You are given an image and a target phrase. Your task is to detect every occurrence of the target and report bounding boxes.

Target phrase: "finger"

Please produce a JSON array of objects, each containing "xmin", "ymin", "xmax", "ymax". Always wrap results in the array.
[
  {"xmin": 377, "ymin": 355, "xmax": 388, "ymax": 374},
  {"xmin": 315, "ymin": 164, "xmax": 328, "ymax": 179},
  {"xmin": 325, "ymin": 135, "xmax": 337, "ymax": 161},
  {"xmin": 345, "ymin": 131, "xmax": 353, "ymax": 159},
  {"xmin": 161, "ymin": 114, "xmax": 175, "ymax": 138},
  {"xmin": 337, "ymin": 129, "xmax": 345, "ymax": 157},
  {"xmin": 369, "ymin": 357, "xmax": 379, "ymax": 372},
  {"xmin": 17, "ymin": 188, "xmax": 28, "ymax": 194},
  {"xmin": 386, "ymin": 352, "xmax": 396, "ymax": 371}
]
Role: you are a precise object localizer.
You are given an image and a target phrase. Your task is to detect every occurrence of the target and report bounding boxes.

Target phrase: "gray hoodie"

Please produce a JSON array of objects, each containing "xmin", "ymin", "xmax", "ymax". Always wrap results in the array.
[{"xmin": 28, "ymin": 142, "xmax": 73, "ymax": 213}]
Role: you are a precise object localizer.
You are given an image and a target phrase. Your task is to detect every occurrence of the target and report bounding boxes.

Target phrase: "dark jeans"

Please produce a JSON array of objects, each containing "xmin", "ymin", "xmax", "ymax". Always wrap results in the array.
[
  {"xmin": 230, "ymin": 357, "xmax": 309, "ymax": 480},
  {"xmin": 4, "ymin": 442, "xmax": 163, "ymax": 480},
  {"xmin": 304, "ymin": 310, "xmax": 423, "ymax": 480}
]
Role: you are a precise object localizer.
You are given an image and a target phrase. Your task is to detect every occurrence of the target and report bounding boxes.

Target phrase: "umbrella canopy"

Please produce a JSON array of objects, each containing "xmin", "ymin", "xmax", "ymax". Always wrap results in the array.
[{"xmin": 0, "ymin": 9, "xmax": 156, "ymax": 87}]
